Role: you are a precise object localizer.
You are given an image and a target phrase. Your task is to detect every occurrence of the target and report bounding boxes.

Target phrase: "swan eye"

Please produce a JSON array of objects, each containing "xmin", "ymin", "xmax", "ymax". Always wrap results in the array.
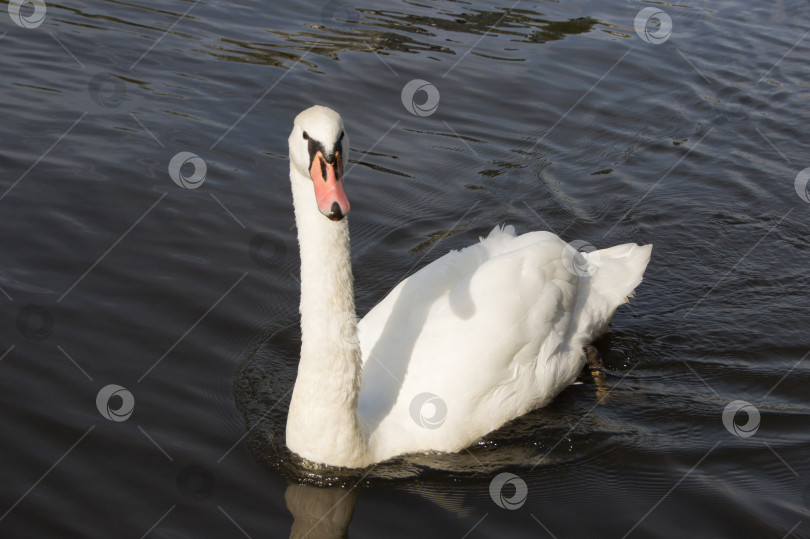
[{"xmin": 302, "ymin": 131, "xmax": 310, "ymax": 140}]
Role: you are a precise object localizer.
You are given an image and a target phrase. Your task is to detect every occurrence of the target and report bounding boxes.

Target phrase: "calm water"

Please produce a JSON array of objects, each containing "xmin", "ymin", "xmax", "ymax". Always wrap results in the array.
[{"xmin": 1, "ymin": 0, "xmax": 809, "ymax": 537}]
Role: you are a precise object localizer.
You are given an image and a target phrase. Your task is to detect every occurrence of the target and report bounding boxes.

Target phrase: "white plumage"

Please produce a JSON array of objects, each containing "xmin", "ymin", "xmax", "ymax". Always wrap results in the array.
[{"xmin": 284, "ymin": 106, "xmax": 652, "ymax": 468}]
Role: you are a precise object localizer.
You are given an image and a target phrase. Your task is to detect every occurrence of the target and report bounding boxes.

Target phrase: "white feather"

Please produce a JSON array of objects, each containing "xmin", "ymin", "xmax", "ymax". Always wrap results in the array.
[{"xmin": 285, "ymin": 106, "xmax": 652, "ymax": 468}]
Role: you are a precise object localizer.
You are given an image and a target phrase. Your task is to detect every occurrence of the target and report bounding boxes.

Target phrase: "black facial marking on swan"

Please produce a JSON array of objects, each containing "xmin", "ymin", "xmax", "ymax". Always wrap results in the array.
[{"xmin": 307, "ymin": 133, "xmax": 343, "ymax": 173}]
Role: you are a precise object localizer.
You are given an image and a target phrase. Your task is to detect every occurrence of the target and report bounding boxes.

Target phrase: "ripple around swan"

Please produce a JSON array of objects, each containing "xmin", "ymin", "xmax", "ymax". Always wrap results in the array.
[
  {"xmin": 3, "ymin": 0, "xmax": 810, "ymax": 536},
  {"xmin": 234, "ymin": 319, "xmax": 651, "ymax": 487}
]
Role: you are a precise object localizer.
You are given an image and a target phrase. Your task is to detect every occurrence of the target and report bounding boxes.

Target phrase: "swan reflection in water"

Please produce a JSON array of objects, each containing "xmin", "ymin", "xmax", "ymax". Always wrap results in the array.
[
  {"xmin": 281, "ymin": 396, "xmax": 623, "ymax": 539},
  {"xmin": 239, "ymin": 325, "xmax": 620, "ymax": 538},
  {"xmin": 286, "ymin": 483, "xmax": 357, "ymax": 539}
]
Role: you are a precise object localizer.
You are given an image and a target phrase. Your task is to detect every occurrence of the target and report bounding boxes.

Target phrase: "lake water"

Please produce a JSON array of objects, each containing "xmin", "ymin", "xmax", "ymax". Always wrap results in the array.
[{"xmin": 1, "ymin": 0, "xmax": 809, "ymax": 537}]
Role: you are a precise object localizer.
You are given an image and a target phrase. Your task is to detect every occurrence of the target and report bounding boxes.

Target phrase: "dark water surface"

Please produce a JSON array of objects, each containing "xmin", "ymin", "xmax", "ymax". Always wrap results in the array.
[{"xmin": 2, "ymin": 0, "xmax": 810, "ymax": 537}]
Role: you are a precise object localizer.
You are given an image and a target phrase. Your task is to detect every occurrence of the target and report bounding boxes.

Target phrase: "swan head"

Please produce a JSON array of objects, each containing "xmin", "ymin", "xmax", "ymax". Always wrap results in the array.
[{"xmin": 289, "ymin": 105, "xmax": 351, "ymax": 221}]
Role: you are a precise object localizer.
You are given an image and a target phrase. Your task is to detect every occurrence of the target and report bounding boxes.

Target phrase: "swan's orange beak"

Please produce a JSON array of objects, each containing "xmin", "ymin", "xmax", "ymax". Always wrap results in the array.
[{"xmin": 310, "ymin": 150, "xmax": 349, "ymax": 221}]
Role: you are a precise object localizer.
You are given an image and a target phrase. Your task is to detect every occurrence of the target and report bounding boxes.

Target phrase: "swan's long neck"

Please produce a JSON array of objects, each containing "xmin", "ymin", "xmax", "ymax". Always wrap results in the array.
[{"xmin": 286, "ymin": 167, "xmax": 368, "ymax": 468}]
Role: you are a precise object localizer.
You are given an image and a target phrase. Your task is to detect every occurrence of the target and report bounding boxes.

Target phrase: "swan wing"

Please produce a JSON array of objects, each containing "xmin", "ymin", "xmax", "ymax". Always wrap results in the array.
[{"xmin": 357, "ymin": 225, "xmax": 650, "ymax": 462}]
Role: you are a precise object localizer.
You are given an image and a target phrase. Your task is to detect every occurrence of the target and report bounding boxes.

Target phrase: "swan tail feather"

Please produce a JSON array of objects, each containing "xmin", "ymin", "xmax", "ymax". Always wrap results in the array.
[
  {"xmin": 591, "ymin": 243, "xmax": 652, "ymax": 302},
  {"xmin": 580, "ymin": 242, "xmax": 652, "ymax": 339}
]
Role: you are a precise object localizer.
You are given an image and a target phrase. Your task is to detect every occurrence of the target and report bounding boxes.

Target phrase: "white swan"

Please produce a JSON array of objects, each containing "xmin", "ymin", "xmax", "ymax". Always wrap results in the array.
[{"xmin": 285, "ymin": 105, "xmax": 652, "ymax": 468}]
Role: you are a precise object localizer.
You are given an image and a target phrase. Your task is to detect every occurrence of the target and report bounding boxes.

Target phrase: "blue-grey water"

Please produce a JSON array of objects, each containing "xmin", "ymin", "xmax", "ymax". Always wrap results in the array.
[{"xmin": 1, "ymin": 0, "xmax": 809, "ymax": 537}]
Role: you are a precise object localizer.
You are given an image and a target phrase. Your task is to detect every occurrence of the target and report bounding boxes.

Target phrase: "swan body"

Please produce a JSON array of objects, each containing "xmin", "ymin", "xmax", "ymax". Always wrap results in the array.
[{"xmin": 284, "ymin": 105, "xmax": 652, "ymax": 468}]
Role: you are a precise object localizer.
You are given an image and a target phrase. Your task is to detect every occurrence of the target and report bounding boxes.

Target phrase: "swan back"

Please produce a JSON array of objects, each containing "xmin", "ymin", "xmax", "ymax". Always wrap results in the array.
[{"xmin": 356, "ymin": 225, "xmax": 651, "ymax": 463}]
